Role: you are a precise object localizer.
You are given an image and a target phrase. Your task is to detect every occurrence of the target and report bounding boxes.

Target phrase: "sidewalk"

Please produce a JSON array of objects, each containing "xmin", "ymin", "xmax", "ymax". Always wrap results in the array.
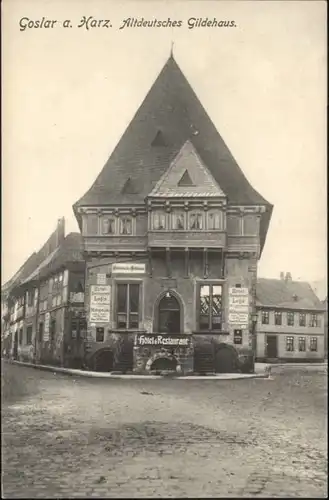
[{"xmin": 6, "ymin": 360, "xmax": 271, "ymax": 380}]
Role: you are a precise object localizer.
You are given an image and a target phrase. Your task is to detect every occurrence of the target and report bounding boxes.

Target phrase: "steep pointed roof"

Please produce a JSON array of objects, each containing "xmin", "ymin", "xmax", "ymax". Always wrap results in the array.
[{"xmin": 74, "ymin": 55, "xmax": 273, "ymax": 251}]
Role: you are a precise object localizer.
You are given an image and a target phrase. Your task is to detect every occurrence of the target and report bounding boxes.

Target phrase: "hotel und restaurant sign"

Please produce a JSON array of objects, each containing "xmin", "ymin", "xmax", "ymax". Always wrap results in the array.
[{"xmin": 135, "ymin": 334, "xmax": 192, "ymax": 347}]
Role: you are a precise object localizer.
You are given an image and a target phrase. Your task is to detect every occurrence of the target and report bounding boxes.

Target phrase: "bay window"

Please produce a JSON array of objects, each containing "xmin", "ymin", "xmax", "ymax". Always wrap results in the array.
[
  {"xmin": 153, "ymin": 211, "xmax": 166, "ymax": 230},
  {"xmin": 119, "ymin": 216, "xmax": 132, "ymax": 235},
  {"xmin": 190, "ymin": 212, "xmax": 203, "ymax": 230}
]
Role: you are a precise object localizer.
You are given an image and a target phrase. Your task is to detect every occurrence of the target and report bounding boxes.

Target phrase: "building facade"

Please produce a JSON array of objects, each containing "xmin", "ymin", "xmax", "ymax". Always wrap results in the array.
[
  {"xmin": 2, "ymin": 219, "xmax": 86, "ymax": 368},
  {"xmin": 73, "ymin": 55, "xmax": 273, "ymax": 374},
  {"xmin": 256, "ymin": 274, "xmax": 326, "ymax": 362}
]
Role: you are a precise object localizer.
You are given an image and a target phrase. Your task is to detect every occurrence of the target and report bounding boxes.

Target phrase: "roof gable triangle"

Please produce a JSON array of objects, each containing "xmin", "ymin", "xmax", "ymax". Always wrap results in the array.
[{"xmin": 149, "ymin": 140, "xmax": 226, "ymax": 198}]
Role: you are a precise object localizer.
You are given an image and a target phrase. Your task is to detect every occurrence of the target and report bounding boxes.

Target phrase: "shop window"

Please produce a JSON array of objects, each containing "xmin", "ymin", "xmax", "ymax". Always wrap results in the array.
[
  {"xmin": 153, "ymin": 211, "xmax": 166, "ymax": 230},
  {"xmin": 299, "ymin": 313, "xmax": 306, "ymax": 327},
  {"xmin": 116, "ymin": 283, "xmax": 140, "ymax": 329},
  {"xmin": 96, "ymin": 327, "xmax": 104, "ymax": 342},
  {"xmin": 298, "ymin": 337, "xmax": 306, "ymax": 352},
  {"xmin": 198, "ymin": 284, "xmax": 222, "ymax": 331},
  {"xmin": 310, "ymin": 337, "xmax": 318, "ymax": 351},
  {"xmin": 208, "ymin": 211, "xmax": 221, "ymax": 230},
  {"xmin": 102, "ymin": 217, "xmax": 115, "ymax": 235},
  {"xmin": 274, "ymin": 311, "xmax": 282, "ymax": 325},
  {"xmin": 189, "ymin": 212, "xmax": 203, "ymax": 230},
  {"xmin": 172, "ymin": 211, "xmax": 185, "ymax": 230},
  {"xmin": 309, "ymin": 314, "xmax": 319, "ymax": 327},
  {"xmin": 261, "ymin": 311, "xmax": 270, "ymax": 325},
  {"xmin": 285, "ymin": 336, "xmax": 294, "ymax": 351},
  {"xmin": 119, "ymin": 216, "xmax": 132, "ymax": 235},
  {"xmin": 287, "ymin": 311, "xmax": 295, "ymax": 326},
  {"xmin": 26, "ymin": 326, "xmax": 33, "ymax": 345}
]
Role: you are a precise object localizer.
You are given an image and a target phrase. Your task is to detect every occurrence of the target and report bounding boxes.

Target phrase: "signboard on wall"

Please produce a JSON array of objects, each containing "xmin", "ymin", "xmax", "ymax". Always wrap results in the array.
[
  {"xmin": 89, "ymin": 285, "xmax": 111, "ymax": 323},
  {"xmin": 135, "ymin": 334, "xmax": 192, "ymax": 347},
  {"xmin": 233, "ymin": 329, "xmax": 243, "ymax": 345},
  {"xmin": 112, "ymin": 263, "xmax": 146, "ymax": 274},
  {"xmin": 228, "ymin": 312, "xmax": 249, "ymax": 324},
  {"xmin": 97, "ymin": 273, "xmax": 107, "ymax": 285},
  {"xmin": 44, "ymin": 312, "xmax": 50, "ymax": 341},
  {"xmin": 228, "ymin": 287, "xmax": 249, "ymax": 327}
]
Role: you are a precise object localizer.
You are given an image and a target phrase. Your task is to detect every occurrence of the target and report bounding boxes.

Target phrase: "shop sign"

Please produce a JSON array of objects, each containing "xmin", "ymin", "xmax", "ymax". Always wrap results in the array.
[
  {"xmin": 229, "ymin": 296, "xmax": 249, "ymax": 306},
  {"xmin": 70, "ymin": 292, "xmax": 84, "ymax": 303},
  {"xmin": 112, "ymin": 263, "xmax": 146, "ymax": 274},
  {"xmin": 135, "ymin": 334, "xmax": 191, "ymax": 347},
  {"xmin": 229, "ymin": 287, "xmax": 249, "ymax": 296}
]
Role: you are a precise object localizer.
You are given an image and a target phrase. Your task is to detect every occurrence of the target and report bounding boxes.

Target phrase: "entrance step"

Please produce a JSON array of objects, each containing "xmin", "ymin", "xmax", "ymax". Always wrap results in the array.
[{"xmin": 194, "ymin": 345, "xmax": 215, "ymax": 374}]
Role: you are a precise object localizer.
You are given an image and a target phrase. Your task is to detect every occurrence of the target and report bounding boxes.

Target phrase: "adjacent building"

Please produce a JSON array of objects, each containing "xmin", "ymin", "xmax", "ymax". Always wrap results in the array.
[
  {"xmin": 2, "ymin": 219, "xmax": 86, "ymax": 368},
  {"xmin": 73, "ymin": 54, "xmax": 273, "ymax": 374},
  {"xmin": 256, "ymin": 273, "xmax": 326, "ymax": 362}
]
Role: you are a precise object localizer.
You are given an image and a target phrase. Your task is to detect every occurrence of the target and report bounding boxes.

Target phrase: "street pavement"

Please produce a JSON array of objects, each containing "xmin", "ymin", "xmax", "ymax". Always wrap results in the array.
[{"xmin": 2, "ymin": 361, "xmax": 328, "ymax": 498}]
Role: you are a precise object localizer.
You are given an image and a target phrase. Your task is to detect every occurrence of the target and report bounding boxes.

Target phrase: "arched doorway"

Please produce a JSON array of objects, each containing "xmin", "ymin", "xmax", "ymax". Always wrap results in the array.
[
  {"xmin": 157, "ymin": 293, "xmax": 181, "ymax": 334},
  {"xmin": 215, "ymin": 345, "xmax": 238, "ymax": 373},
  {"xmin": 94, "ymin": 349, "xmax": 114, "ymax": 372},
  {"xmin": 150, "ymin": 357, "xmax": 177, "ymax": 372}
]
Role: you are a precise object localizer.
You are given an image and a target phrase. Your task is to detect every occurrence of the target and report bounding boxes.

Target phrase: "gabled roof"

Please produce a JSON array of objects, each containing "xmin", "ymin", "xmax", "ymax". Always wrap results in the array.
[
  {"xmin": 149, "ymin": 140, "xmax": 226, "ymax": 198},
  {"xmin": 11, "ymin": 233, "xmax": 84, "ymax": 295},
  {"xmin": 256, "ymin": 278, "xmax": 325, "ymax": 311},
  {"xmin": 73, "ymin": 55, "xmax": 273, "ymax": 251}
]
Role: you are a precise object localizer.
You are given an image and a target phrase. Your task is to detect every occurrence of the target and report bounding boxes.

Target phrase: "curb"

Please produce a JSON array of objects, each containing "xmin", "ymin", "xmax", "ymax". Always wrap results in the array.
[{"xmin": 5, "ymin": 360, "xmax": 270, "ymax": 380}]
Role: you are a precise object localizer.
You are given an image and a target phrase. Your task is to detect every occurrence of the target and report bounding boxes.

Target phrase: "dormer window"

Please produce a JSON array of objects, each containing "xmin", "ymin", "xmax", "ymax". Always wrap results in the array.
[
  {"xmin": 189, "ymin": 212, "xmax": 203, "ymax": 230},
  {"xmin": 153, "ymin": 211, "xmax": 166, "ymax": 230},
  {"xmin": 172, "ymin": 211, "xmax": 185, "ymax": 230},
  {"xmin": 208, "ymin": 211, "xmax": 221, "ymax": 230},
  {"xmin": 102, "ymin": 217, "xmax": 115, "ymax": 235},
  {"xmin": 119, "ymin": 216, "xmax": 132, "ymax": 235}
]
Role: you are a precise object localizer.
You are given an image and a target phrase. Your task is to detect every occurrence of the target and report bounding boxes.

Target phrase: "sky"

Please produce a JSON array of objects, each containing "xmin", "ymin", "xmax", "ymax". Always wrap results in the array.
[{"xmin": 2, "ymin": 0, "xmax": 327, "ymax": 297}]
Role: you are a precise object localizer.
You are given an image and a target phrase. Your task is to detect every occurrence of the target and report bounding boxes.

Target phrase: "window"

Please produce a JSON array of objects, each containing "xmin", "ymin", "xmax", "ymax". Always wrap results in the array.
[
  {"xmin": 116, "ymin": 283, "xmax": 140, "ymax": 329},
  {"xmin": 287, "ymin": 311, "xmax": 295, "ymax": 326},
  {"xmin": 208, "ymin": 211, "xmax": 221, "ymax": 230},
  {"xmin": 286, "ymin": 336, "xmax": 294, "ymax": 351},
  {"xmin": 309, "ymin": 314, "xmax": 319, "ymax": 327},
  {"xmin": 261, "ymin": 310, "xmax": 269, "ymax": 324},
  {"xmin": 299, "ymin": 313, "xmax": 306, "ymax": 327},
  {"xmin": 227, "ymin": 215, "xmax": 241, "ymax": 235},
  {"xmin": 59, "ymin": 273, "xmax": 63, "ymax": 283},
  {"xmin": 310, "ymin": 337, "xmax": 318, "ymax": 351},
  {"xmin": 172, "ymin": 211, "xmax": 185, "ymax": 230},
  {"xmin": 190, "ymin": 212, "xmax": 203, "ymax": 230},
  {"xmin": 243, "ymin": 215, "xmax": 257, "ymax": 235},
  {"xmin": 119, "ymin": 216, "xmax": 132, "ymax": 235},
  {"xmin": 26, "ymin": 326, "xmax": 33, "ymax": 345},
  {"xmin": 102, "ymin": 217, "xmax": 115, "ymax": 234},
  {"xmin": 298, "ymin": 337, "xmax": 306, "ymax": 352},
  {"xmin": 96, "ymin": 327, "xmax": 104, "ymax": 342},
  {"xmin": 19, "ymin": 328, "xmax": 23, "ymax": 345},
  {"xmin": 27, "ymin": 291, "xmax": 33, "ymax": 307},
  {"xmin": 274, "ymin": 311, "xmax": 282, "ymax": 325},
  {"xmin": 153, "ymin": 211, "xmax": 166, "ymax": 230},
  {"xmin": 199, "ymin": 284, "xmax": 222, "ymax": 331}
]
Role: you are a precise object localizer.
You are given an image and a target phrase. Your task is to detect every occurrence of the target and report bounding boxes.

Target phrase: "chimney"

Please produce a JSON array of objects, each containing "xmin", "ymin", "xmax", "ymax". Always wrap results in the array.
[
  {"xmin": 280, "ymin": 272, "xmax": 285, "ymax": 280},
  {"xmin": 56, "ymin": 217, "xmax": 65, "ymax": 247},
  {"xmin": 285, "ymin": 272, "xmax": 292, "ymax": 282}
]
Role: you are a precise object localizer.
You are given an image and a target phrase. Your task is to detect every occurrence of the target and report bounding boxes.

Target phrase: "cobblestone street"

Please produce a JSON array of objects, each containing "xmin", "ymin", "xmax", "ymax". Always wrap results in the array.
[{"xmin": 2, "ymin": 362, "xmax": 327, "ymax": 498}]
